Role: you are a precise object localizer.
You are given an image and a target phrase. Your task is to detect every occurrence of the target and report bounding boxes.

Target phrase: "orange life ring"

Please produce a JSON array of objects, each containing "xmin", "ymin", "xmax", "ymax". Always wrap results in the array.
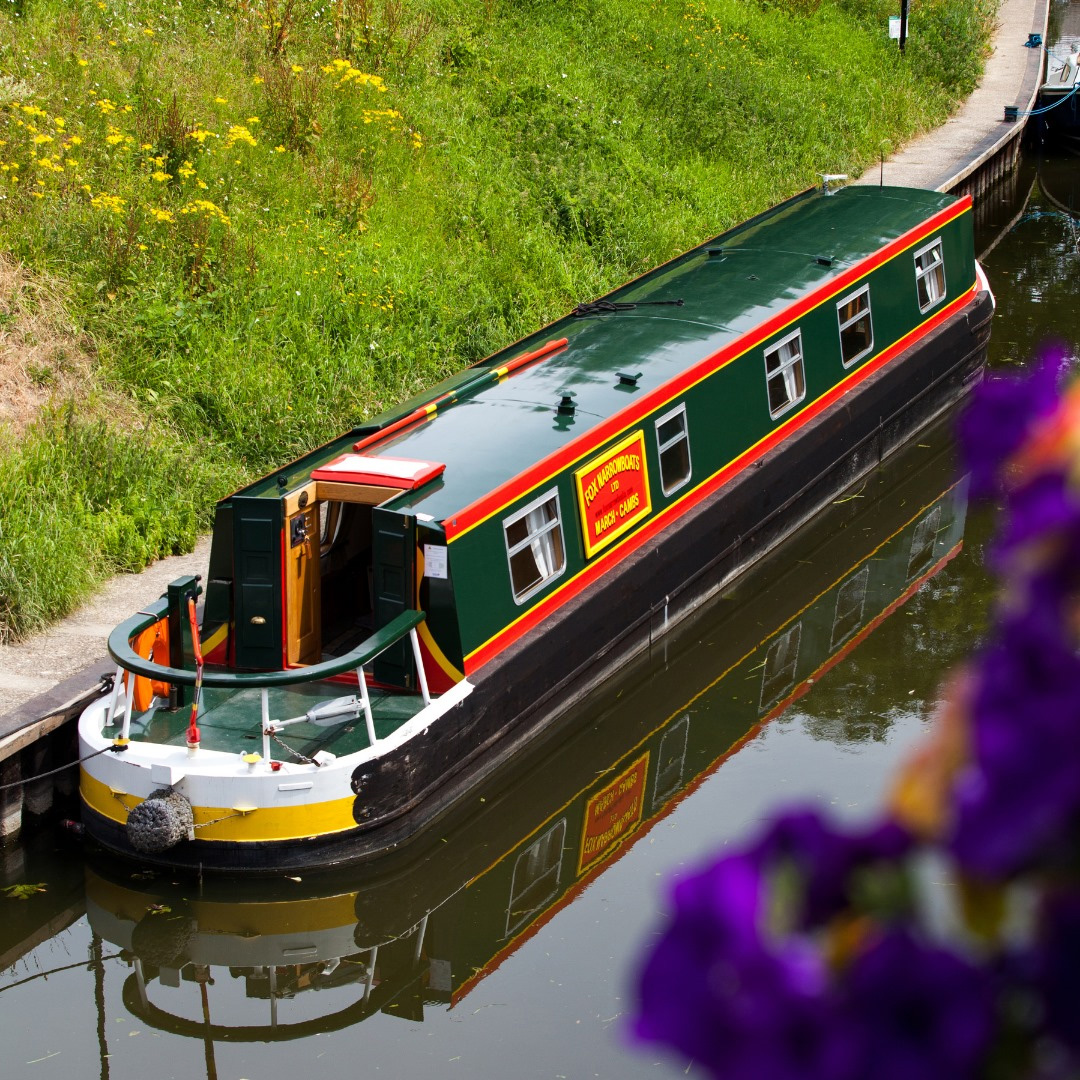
[{"xmin": 125, "ymin": 619, "xmax": 171, "ymax": 712}]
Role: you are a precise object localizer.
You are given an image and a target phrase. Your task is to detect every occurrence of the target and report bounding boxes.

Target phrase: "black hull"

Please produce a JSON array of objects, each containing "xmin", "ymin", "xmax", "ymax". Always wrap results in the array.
[{"xmin": 81, "ymin": 288, "xmax": 993, "ymax": 873}]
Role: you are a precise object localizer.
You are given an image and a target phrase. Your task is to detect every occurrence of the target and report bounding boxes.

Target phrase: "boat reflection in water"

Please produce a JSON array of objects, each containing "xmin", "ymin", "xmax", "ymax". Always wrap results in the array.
[{"xmin": 85, "ymin": 419, "xmax": 967, "ymax": 1052}]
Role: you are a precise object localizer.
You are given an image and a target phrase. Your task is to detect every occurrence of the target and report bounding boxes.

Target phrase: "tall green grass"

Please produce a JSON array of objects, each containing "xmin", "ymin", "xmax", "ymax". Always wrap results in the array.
[{"xmin": 0, "ymin": 0, "xmax": 996, "ymax": 640}]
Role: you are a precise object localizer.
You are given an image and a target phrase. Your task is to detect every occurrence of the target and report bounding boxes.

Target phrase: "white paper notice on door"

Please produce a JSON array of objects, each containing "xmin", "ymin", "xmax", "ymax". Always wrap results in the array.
[{"xmin": 424, "ymin": 544, "xmax": 448, "ymax": 579}]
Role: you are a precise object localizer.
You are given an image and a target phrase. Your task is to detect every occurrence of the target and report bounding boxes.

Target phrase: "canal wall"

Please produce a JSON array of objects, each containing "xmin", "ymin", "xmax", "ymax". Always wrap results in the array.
[{"xmin": 0, "ymin": 0, "xmax": 1054, "ymax": 843}]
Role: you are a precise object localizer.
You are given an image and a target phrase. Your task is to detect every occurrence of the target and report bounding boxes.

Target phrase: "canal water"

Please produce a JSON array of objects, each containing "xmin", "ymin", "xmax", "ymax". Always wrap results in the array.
[{"xmin": 1, "ymin": 152, "xmax": 1077, "ymax": 1079}]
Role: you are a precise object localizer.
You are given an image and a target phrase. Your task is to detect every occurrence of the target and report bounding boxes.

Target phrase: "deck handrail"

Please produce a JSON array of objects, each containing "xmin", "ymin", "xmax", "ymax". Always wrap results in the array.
[{"xmin": 108, "ymin": 601, "xmax": 426, "ymax": 689}]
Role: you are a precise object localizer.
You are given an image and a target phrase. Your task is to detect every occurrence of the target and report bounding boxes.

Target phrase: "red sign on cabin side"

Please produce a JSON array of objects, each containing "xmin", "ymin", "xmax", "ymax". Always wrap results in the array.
[
  {"xmin": 573, "ymin": 430, "xmax": 653, "ymax": 559},
  {"xmin": 577, "ymin": 751, "xmax": 649, "ymax": 875}
]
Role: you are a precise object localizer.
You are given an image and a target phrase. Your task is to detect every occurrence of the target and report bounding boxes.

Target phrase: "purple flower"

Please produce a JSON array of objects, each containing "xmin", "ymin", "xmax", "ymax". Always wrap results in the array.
[
  {"xmin": 1032, "ymin": 891, "xmax": 1080, "ymax": 1054},
  {"xmin": 993, "ymin": 469, "xmax": 1080, "ymax": 563},
  {"xmin": 751, "ymin": 810, "xmax": 912, "ymax": 928},
  {"xmin": 842, "ymin": 930, "xmax": 995, "ymax": 1080},
  {"xmin": 956, "ymin": 347, "xmax": 1066, "ymax": 500},
  {"xmin": 633, "ymin": 854, "xmax": 852, "ymax": 1080},
  {"xmin": 951, "ymin": 606, "xmax": 1080, "ymax": 876}
]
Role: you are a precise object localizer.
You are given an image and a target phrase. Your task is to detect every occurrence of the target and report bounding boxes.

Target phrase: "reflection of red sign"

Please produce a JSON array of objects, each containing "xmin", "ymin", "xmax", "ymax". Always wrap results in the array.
[
  {"xmin": 577, "ymin": 752, "xmax": 649, "ymax": 875},
  {"xmin": 574, "ymin": 430, "xmax": 652, "ymax": 558}
]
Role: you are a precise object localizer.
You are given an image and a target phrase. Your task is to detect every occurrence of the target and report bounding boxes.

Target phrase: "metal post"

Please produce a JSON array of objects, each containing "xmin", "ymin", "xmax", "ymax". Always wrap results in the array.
[
  {"xmin": 107, "ymin": 665, "xmax": 123, "ymax": 729},
  {"xmin": 899, "ymin": 0, "xmax": 909, "ymax": 53},
  {"xmin": 409, "ymin": 628, "xmax": 431, "ymax": 707},
  {"xmin": 413, "ymin": 914, "xmax": 429, "ymax": 965},
  {"xmin": 363, "ymin": 946, "xmax": 378, "ymax": 1003},
  {"xmin": 357, "ymin": 667, "xmax": 377, "ymax": 748},
  {"xmin": 268, "ymin": 966, "xmax": 278, "ymax": 1029},
  {"xmin": 261, "ymin": 688, "xmax": 272, "ymax": 762}
]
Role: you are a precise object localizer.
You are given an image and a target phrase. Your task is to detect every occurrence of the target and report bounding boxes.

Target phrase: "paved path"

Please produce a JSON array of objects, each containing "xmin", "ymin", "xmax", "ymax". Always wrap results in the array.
[
  {"xmin": 855, "ymin": 0, "xmax": 1048, "ymax": 192},
  {"xmin": 0, "ymin": 539, "xmax": 210, "ymax": 730},
  {"xmin": 0, "ymin": 0, "xmax": 1051, "ymax": 736}
]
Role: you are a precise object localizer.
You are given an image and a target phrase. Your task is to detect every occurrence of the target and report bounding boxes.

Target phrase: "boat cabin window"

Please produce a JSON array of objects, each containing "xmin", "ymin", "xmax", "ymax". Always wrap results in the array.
[
  {"xmin": 836, "ymin": 285, "xmax": 874, "ymax": 368},
  {"xmin": 914, "ymin": 238, "xmax": 946, "ymax": 313},
  {"xmin": 760, "ymin": 622, "xmax": 802, "ymax": 709},
  {"xmin": 831, "ymin": 565, "xmax": 870, "ymax": 649},
  {"xmin": 907, "ymin": 505, "xmax": 941, "ymax": 580},
  {"xmin": 655, "ymin": 404, "xmax": 692, "ymax": 495},
  {"xmin": 764, "ymin": 329, "xmax": 806, "ymax": 419},
  {"xmin": 504, "ymin": 489, "xmax": 567, "ymax": 604}
]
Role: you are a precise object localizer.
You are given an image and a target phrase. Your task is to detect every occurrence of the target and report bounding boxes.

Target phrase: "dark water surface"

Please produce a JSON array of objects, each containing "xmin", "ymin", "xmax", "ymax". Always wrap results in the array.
[{"xmin": 1, "ymin": 153, "xmax": 1076, "ymax": 1079}]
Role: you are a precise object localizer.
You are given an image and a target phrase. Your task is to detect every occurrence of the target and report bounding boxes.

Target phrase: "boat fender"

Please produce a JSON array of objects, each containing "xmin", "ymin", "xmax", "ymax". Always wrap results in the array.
[{"xmin": 126, "ymin": 788, "xmax": 194, "ymax": 854}]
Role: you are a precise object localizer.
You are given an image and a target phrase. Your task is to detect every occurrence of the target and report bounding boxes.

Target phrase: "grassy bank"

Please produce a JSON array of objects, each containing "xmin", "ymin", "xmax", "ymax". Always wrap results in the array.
[{"xmin": 0, "ymin": 0, "xmax": 995, "ymax": 641}]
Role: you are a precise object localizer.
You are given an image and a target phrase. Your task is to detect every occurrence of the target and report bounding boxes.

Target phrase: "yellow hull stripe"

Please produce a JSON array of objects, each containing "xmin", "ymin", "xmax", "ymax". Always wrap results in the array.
[
  {"xmin": 87, "ymin": 871, "xmax": 360, "ymax": 933},
  {"xmin": 80, "ymin": 770, "xmax": 359, "ymax": 844}
]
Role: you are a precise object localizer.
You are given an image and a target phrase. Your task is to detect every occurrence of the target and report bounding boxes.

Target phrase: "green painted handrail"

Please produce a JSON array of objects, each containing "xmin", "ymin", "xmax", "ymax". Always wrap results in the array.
[{"xmin": 108, "ymin": 604, "xmax": 426, "ymax": 689}]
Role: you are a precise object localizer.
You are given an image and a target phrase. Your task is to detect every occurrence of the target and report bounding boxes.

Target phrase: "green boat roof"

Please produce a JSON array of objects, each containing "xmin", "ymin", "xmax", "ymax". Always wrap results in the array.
[{"xmin": 245, "ymin": 185, "xmax": 959, "ymax": 519}]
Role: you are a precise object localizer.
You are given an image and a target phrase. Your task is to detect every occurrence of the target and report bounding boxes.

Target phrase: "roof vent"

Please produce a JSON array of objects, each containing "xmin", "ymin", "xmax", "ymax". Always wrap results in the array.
[
  {"xmin": 616, "ymin": 371, "xmax": 642, "ymax": 389},
  {"xmin": 557, "ymin": 391, "xmax": 577, "ymax": 416},
  {"xmin": 815, "ymin": 255, "xmax": 834, "ymax": 267},
  {"xmin": 706, "ymin": 247, "xmax": 725, "ymax": 258}
]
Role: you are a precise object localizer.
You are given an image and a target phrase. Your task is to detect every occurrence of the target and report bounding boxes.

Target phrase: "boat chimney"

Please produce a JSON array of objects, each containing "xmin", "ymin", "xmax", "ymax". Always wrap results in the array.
[{"xmin": 557, "ymin": 391, "xmax": 577, "ymax": 416}]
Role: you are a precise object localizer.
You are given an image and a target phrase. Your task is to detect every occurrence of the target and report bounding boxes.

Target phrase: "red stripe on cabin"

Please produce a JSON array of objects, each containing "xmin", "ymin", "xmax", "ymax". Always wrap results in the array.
[
  {"xmin": 462, "ymin": 281, "xmax": 977, "ymax": 673},
  {"xmin": 446, "ymin": 197, "xmax": 971, "ymax": 542}
]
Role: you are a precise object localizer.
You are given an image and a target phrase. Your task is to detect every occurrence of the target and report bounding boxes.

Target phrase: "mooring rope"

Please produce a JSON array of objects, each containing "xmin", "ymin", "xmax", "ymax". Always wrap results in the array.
[{"xmin": 0, "ymin": 744, "xmax": 115, "ymax": 792}]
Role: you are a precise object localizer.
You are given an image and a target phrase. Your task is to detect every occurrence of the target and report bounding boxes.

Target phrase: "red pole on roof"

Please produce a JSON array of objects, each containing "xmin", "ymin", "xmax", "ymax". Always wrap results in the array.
[{"xmin": 187, "ymin": 598, "xmax": 203, "ymax": 751}]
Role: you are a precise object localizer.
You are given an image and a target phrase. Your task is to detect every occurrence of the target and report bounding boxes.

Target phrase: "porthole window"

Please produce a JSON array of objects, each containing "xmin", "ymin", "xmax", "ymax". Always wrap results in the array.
[
  {"xmin": 837, "ymin": 285, "xmax": 874, "ymax": 368},
  {"xmin": 764, "ymin": 328, "xmax": 806, "ymax": 419},
  {"xmin": 914, "ymin": 238, "xmax": 946, "ymax": 313},
  {"xmin": 503, "ymin": 489, "xmax": 566, "ymax": 604},
  {"xmin": 655, "ymin": 404, "xmax": 692, "ymax": 495}
]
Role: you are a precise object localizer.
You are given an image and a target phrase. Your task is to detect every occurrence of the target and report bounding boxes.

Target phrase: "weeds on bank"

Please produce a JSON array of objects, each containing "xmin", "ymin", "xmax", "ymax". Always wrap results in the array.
[{"xmin": 0, "ymin": 0, "xmax": 997, "ymax": 639}]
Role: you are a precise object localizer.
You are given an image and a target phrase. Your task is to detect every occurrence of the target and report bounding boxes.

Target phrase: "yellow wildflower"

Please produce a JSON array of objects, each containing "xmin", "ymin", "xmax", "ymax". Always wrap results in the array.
[
  {"xmin": 32, "ymin": 133, "xmax": 53, "ymax": 144},
  {"xmin": 188, "ymin": 128, "xmax": 213, "ymax": 143},
  {"xmin": 252, "ymin": 75, "xmax": 264, "ymax": 85},
  {"xmin": 90, "ymin": 192, "xmax": 126, "ymax": 215},
  {"xmin": 223, "ymin": 124, "xmax": 257, "ymax": 148},
  {"xmin": 96, "ymin": 99, "xmax": 116, "ymax": 114},
  {"xmin": 53, "ymin": 117, "xmax": 65, "ymax": 129},
  {"xmin": 151, "ymin": 170, "xmax": 171, "ymax": 182},
  {"xmin": 77, "ymin": 58, "xmax": 89, "ymax": 67},
  {"xmin": 291, "ymin": 64, "xmax": 303, "ymax": 73},
  {"xmin": 179, "ymin": 198, "xmax": 229, "ymax": 225},
  {"xmin": 214, "ymin": 96, "xmax": 228, "ymax": 104},
  {"xmin": 149, "ymin": 207, "xmax": 174, "ymax": 223},
  {"xmin": 65, "ymin": 136, "xmax": 83, "ymax": 147}
]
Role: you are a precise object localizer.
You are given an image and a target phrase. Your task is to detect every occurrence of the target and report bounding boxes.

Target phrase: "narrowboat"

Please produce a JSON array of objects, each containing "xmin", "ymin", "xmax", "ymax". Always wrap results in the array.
[
  {"xmin": 78, "ymin": 181, "xmax": 994, "ymax": 872},
  {"xmin": 83, "ymin": 425, "xmax": 969, "ymax": 1047},
  {"xmin": 1035, "ymin": 42, "xmax": 1080, "ymax": 142}
]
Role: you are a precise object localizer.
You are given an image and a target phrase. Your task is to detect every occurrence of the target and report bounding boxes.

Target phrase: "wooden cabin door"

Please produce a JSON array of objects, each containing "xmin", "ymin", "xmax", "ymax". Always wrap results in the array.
[{"xmin": 285, "ymin": 497, "xmax": 322, "ymax": 665}]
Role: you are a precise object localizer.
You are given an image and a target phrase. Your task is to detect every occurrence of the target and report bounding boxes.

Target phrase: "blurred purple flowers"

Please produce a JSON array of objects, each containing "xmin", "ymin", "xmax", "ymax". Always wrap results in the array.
[
  {"xmin": 633, "ymin": 353, "xmax": 1080, "ymax": 1079},
  {"xmin": 634, "ymin": 814, "xmax": 993, "ymax": 1080}
]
